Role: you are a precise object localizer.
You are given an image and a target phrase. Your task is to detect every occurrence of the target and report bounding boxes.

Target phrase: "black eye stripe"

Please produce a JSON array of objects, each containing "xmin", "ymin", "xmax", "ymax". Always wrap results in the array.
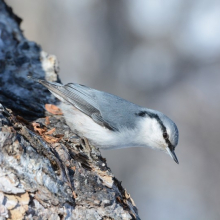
[
  {"xmin": 136, "ymin": 111, "xmax": 147, "ymax": 117},
  {"xmin": 136, "ymin": 111, "xmax": 173, "ymax": 147},
  {"xmin": 163, "ymin": 132, "xmax": 169, "ymax": 139},
  {"xmin": 136, "ymin": 111, "xmax": 167, "ymax": 133}
]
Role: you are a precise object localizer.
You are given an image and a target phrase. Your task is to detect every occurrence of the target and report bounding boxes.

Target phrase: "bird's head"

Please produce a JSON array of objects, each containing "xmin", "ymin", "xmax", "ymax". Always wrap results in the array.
[{"xmin": 136, "ymin": 110, "xmax": 179, "ymax": 164}]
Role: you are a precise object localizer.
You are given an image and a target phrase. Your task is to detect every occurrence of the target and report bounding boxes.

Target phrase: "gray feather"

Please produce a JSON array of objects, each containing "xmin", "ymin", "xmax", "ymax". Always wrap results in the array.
[
  {"xmin": 39, "ymin": 80, "xmax": 143, "ymax": 131},
  {"xmin": 66, "ymin": 83, "xmax": 145, "ymax": 131}
]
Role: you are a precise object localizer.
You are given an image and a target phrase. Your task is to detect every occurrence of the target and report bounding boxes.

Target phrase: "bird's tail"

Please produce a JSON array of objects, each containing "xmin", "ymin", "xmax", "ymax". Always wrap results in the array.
[{"xmin": 28, "ymin": 75, "xmax": 71, "ymax": 104}]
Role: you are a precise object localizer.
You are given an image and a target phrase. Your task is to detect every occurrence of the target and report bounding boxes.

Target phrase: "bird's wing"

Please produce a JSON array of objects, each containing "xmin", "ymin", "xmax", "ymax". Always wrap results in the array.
[
  {"xmin": 65, "ymin": 83, "xmax": 141, "ymax": 131},
  {"xmin": 64, "ymin": 83, "xmax": 118, "ymax": 130},
  {"xmin": 39, "ymin": 80, "xmax": 117, "ymax": 131}
]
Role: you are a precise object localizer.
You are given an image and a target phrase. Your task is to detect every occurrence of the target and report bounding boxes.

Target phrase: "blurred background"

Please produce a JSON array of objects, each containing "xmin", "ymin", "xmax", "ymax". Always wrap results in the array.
[{"xmin": 7, "ymin": 0, "xmax": 220, "ymax": 219}]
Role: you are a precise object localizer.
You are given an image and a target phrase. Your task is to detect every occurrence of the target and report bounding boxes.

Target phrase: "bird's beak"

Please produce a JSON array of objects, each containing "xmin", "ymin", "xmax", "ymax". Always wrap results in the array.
[{"xmin": 166, "ymin": 147, "xmax": 179, "ymax": 164}]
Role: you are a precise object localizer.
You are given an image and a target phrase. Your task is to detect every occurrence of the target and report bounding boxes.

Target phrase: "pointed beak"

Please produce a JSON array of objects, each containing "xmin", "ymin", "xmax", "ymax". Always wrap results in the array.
[{"xmin": 166, "ymin": 147, "xmax": 179, "ymax": 164}]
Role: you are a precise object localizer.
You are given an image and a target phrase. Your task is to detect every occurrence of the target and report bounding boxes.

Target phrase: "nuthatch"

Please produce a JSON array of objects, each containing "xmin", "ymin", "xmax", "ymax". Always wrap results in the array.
[{"xmin": 32, "ymin": 78, "xmax": 179, "ymax": 164}]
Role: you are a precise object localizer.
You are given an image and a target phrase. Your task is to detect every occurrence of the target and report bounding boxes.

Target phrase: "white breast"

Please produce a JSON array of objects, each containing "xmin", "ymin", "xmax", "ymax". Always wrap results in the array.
[{"xmin": 58, "ymin": 102, "xmax": 143, "ymax": 149}]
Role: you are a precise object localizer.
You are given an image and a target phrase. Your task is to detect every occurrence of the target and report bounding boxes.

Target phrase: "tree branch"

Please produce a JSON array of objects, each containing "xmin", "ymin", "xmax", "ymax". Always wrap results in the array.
[{"xmin": 0, "ymin": 1, "xmax": 140, "ymax": 219}]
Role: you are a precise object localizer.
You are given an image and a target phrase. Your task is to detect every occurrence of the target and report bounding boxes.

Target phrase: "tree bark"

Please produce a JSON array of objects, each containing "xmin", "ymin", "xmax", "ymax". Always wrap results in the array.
[{"xmin": 0, "ymin": 1, "xmax": 140, "ymax": 219}]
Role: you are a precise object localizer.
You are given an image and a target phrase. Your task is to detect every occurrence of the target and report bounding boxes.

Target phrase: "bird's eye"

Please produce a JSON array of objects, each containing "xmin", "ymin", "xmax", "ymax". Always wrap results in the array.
[{"xmin": 163, "ymin": 132, "xmax": 169, "ymax": 140}]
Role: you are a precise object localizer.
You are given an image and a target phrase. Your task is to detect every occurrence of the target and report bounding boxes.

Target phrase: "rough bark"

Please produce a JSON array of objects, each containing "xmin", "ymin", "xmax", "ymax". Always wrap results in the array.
[{"xmin": 0, "ymin": 1, "xmax": 140, "ymax": 219}]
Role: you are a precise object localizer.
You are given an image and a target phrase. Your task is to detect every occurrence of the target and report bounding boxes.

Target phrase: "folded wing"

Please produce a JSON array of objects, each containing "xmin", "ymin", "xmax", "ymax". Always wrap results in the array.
[{"xmin": 39, "ymin": 80, "xmax": 140, "ymax": 131}]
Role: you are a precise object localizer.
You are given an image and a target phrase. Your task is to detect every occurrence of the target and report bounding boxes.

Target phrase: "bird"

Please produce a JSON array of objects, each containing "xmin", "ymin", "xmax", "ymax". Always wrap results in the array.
[{"xmin": 31, "ymin": 78, "xmax": 179, "ymax": 164}]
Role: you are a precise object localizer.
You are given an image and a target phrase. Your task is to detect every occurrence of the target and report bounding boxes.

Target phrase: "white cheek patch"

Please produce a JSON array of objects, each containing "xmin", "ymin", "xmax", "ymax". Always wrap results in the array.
[{"xmin": 138, "ymin": 117, "xmax": 167, "ymax": 150}]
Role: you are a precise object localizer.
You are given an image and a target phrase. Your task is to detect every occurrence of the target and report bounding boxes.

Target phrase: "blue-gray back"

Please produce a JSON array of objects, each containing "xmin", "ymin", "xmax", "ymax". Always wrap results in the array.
[{"xmin": 64, "ymin": 83, "xmax": 143, "ymax": 131}]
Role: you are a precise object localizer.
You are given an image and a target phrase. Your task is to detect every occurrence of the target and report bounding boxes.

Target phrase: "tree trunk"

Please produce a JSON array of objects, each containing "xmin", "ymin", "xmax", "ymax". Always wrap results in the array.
[{"xmin": 0, "ymin": 1, "xmax": 140, "ymax": 219}]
